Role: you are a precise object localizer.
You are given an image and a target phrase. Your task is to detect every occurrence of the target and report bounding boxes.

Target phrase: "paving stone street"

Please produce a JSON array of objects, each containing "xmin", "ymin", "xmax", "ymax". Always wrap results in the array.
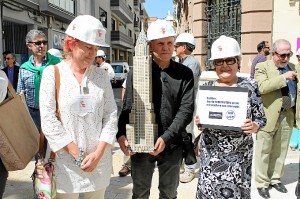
[{"xmin": 3, "ymin": 143, "xmax": 300, "ymax": 199}]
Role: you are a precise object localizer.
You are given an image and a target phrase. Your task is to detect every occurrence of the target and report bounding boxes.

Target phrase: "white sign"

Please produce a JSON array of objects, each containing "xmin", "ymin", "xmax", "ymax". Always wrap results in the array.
[
  {"xmin": 52, "ymin": 30, "xmax": 65, "ymax": 50},
  {"xmin": 198, "ymin": 86, "xmax": 248, "ymax": 131}
]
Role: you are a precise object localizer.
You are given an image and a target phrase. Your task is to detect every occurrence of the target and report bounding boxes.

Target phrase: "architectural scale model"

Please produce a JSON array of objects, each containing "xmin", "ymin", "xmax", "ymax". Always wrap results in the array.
[{"xmin": 126, "ymin": 27, "xmax": 158, "ymax": 153}]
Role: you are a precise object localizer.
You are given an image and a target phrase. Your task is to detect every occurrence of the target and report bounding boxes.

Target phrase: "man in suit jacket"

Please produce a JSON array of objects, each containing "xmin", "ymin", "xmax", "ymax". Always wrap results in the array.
[
  {"xmin": 254, "ymin": 39, "xmax": 297, "ymax": 199},
  {"xmin": 2, "ymin": 53, "xmax": 19, "ymax": 90}
]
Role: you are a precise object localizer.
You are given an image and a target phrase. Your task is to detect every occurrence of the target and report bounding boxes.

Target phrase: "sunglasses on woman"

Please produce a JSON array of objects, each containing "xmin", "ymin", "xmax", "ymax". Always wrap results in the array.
[{"xmin": 213, "ymin": 57, "xmax": 237, "ymax": 66}]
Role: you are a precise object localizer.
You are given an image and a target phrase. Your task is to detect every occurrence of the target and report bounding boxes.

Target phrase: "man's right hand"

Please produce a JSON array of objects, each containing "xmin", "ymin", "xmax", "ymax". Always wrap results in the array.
[
  {"xmin": 283, "ymin": 71, "xmax": 297, "ymax": 80},
  {"xmin": 117, "ymin": 135, "xmax": 131, "ymax": 156}
]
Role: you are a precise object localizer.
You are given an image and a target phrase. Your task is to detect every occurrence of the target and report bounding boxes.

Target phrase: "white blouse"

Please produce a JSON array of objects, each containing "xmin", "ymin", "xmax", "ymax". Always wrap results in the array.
[
  {"xmin": 40, "ymin": 61, "xmax": 118, "ymax": 193},
  {"xmin": 0, "ymin": 70, "xmax": 8, "ymax": 103}
]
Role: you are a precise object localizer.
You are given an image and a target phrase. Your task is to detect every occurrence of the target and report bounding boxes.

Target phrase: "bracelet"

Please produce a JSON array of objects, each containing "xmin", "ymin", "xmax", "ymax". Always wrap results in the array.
[{"xmin": 74, "ymin": 149, "xmax": 84, "ymax": 167}]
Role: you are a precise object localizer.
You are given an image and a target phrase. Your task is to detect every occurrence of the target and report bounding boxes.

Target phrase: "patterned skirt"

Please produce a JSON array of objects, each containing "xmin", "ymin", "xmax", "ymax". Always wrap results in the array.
[{"xmin": 196, "ymin": 130, "xmax": 253, "ymax": 199}]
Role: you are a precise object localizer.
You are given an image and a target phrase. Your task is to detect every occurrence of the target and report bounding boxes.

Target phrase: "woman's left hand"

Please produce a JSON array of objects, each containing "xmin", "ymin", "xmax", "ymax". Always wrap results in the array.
[
  {"xmin": 241, "ymin": 119, "xmax": 259, "ymax": 134},
  {"xmin": 80, "ymin": 151, "xmax": 102, "ymax": 172},
  {"xmin": 80, "ymin": 142, "xmax": 107, "ymax": 172}
]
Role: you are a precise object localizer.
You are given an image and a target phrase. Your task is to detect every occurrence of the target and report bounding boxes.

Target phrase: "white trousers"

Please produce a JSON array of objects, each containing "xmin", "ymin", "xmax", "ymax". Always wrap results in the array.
[{"xmin": 56, "ymin": 189, "xmax": 105, "ymax": 199}]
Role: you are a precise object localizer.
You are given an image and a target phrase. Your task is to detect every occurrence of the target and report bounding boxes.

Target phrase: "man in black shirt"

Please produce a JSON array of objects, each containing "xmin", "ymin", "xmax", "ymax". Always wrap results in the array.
[{"xmin": 117, "ymin": 19, "xmax": 194, "ymax": 199}]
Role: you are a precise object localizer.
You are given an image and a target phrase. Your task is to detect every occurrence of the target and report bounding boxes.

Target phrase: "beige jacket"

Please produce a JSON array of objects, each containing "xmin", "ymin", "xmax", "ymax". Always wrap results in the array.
[{"xmin": 254, "ymin": 60, "xmax": 296, "ymax": 132}]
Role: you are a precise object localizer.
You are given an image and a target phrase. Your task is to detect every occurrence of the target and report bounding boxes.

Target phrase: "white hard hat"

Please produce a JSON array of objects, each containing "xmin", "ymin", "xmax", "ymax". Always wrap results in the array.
[
  {"xmin": 172, "ymin": 51, "xmax": 176, "ymax": 57},
  {"xmin": 175, "ymin": 33, "xmax": 195, "ymax": 46},
  {"xmin": 296, "ymin": 48, "xmax": 300, "ymax": 56},
  {"xmin": 65, "ymin": 15, "xmax": 109, "ymax": 47},
  {"xmin": 209, "ymin": 35, "xmax": 241, "ymax": 60},
  {"xmin": 147, "ymin": 19, "xmax": 176, "ymax": 41},
  {"xmin": 96, "ymin": 50, "xmax": 106, "ymax": 58},
  {"xmin": 48, "ymin": 48, "xmax": 63, "ymax": 58}
]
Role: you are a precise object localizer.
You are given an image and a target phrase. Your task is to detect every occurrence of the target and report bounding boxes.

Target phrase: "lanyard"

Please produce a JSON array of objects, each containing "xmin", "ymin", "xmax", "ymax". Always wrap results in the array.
[{"xmin": 80, "ymin": 66, "xmax": 90, "ymax": 95}]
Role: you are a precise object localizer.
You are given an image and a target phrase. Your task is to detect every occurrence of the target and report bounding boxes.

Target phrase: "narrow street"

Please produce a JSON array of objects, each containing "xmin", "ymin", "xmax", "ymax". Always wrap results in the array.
[
  {"xmin": 3, "ymin": 87, "xmax": 300, "ymax": 199},
  {"xmin": 3, "ymin": 86, "xmax": 123, "ymax": 199}
]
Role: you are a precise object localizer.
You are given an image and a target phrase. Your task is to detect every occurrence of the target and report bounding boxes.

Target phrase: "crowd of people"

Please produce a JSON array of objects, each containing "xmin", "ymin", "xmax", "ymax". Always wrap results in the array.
[{"xmin": 0, "ymin": 14, "xmax": 299, "ymax": 199}]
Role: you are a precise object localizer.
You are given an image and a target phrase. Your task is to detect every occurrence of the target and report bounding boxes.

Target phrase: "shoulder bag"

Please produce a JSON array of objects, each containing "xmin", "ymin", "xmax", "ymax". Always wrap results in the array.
[
  {"xmin": 0, "ymin": 81, "xmax": 39, "ymax": 171},
  {"xmin": 33, "ymin": 65, "xmax": 60, "ymax": 199},
  {"xmin": 182, "ymin": 131, "xmax": 197, "ymax": 165}
]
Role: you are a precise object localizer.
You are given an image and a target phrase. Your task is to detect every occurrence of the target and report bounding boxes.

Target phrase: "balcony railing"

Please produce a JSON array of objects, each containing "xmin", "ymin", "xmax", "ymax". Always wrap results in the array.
[
  {"xmin": 134, "ymin": 21, "xmax": 140, "ymax": 31},
  {"xmin": 48, "ymin": 0, "xmax": 75, "ymax": 15},
  {"xmin": 111, "ymin": 31, "xmax": 134, "ymax": 49},
  {"xmin": 111, "ymin": 0, "xmax": 133, "ymax": 23},
  {"xmin": 134, "ymin": 0, "xmax": 140, "ymax": 11},
  {"xmin": 39, "ymin": 0, "xmax": 75, "ymax": 21},
  {"xmin": 140, "ymin": 9, "xmax": 144, "ymax": 20}
]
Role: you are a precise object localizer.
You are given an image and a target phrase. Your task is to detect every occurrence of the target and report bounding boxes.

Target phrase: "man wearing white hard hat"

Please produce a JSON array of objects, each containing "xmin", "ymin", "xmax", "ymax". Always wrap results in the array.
[
  {"xmin": 254, "ymin": 39, "xmax": 297, "ymax": 198},
  {"xmin": 39, "ymin": 15, "xmax": 117, "ymax": 198},
  {"xmin": 95, "ymin": 50, "xmax": 115, "ymax": 80},
  {"xmin": 297, "ymin": 48, "xmax": 300, "ymax": 61},
  {"xmin": 175, "ymin": 32, "xmax": 201, "ymax": 183},
  {"xmin": 48, "ymin": 48, "xmax": 63, "ymax": 59},
  {"xmin": 175, "ymin": 33, "xmax": 201, "ymax": 85},
  {"xmin": 117, "ymin": 19, "xmax": 194, "ymax": 198}
]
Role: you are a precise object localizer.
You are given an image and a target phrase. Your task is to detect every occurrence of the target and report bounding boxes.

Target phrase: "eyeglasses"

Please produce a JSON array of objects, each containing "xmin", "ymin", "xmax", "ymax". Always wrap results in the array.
[
  {"xmin": 174, "ymin": 45, "xmax": 181, "ymax": 49},
  {"xmin": 213, "ymin": 57, "xmax": 238, "ymax": 66},
  {"xmin": 275, "ymin": 51, "xmax": 293, "ymax": 59},
  {"xmin": 28, "ymin": 40, "xmax": 48, "ymax": 46},
  {"xmin": 264, "ymin": 47, "xmax": 270, "ymax": 49}
]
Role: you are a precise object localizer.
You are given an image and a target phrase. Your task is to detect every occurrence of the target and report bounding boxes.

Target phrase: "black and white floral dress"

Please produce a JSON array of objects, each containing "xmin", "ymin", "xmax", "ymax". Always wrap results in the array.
[{"xmin": 196, "ymin": 77, "xmax": 267, "ymax": 199}]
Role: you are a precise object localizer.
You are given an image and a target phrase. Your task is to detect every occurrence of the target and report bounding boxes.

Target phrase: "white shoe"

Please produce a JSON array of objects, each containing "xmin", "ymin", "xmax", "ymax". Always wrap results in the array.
[
  {"xmin": 180, "ymin": 171, "xmax": 195, "ymax": 183},
  {"xmin": 180, "ymin": 167, "xmax": 185, "ymax": 174}
]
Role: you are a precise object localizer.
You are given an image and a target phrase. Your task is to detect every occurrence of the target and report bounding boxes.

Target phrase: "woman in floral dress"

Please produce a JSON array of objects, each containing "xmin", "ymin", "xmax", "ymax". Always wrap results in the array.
[{"xmin": 196, "ymin": 36, "xmax": 267, "ymax": 199}]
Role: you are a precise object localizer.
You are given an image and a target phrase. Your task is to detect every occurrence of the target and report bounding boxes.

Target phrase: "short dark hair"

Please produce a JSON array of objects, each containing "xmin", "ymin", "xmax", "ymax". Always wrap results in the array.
[
  {"xmin": 3, "ymin": 50, "xmax": 11, "ymax": 56},
  {"xmin": 6, "ymin": 53, "xmax": 16, "ymax": 63},
  {"xmin": 178, "ymin": 42, "xmax": 195, "ymax": 52},
  {"xmin": 257, "ymin": 41, "xmax": 267, "ymax": 52}
]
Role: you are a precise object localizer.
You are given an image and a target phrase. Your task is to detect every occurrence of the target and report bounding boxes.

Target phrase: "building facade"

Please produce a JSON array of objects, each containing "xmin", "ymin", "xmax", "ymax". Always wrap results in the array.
[
  {"xmin": 93, "ymin": 0, "xmax": 148, "ymax": 65},
  {"xmin": 174, "ymin": 0, "xmax": 300, "ymax": 73},
  {"xmin": 0, "ymin": 0, "xmax": 75, "ymax": 64},
  {"xmin": 0, "ymin": 0, "xmax": 148, "ymax": 66}
]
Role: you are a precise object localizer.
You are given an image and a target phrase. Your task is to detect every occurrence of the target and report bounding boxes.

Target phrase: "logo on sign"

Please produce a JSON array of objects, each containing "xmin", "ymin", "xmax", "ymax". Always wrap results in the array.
[
  {"xmin": 225, "ymin": 110, "xmax": 235, "ymax": 120},
  {"xmin": 80, "ymin": 100, "xmax": 86, "ymax": 108},
  {"xmin": 209, "ymin": 111, "xmax": 223, "ymax": 119}
]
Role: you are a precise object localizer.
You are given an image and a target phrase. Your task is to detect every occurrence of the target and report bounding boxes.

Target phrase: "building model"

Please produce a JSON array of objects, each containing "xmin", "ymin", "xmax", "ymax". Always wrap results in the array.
[{"xmin": 126, "ymin": 27, "xmax": 158, "ymax": 153}]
